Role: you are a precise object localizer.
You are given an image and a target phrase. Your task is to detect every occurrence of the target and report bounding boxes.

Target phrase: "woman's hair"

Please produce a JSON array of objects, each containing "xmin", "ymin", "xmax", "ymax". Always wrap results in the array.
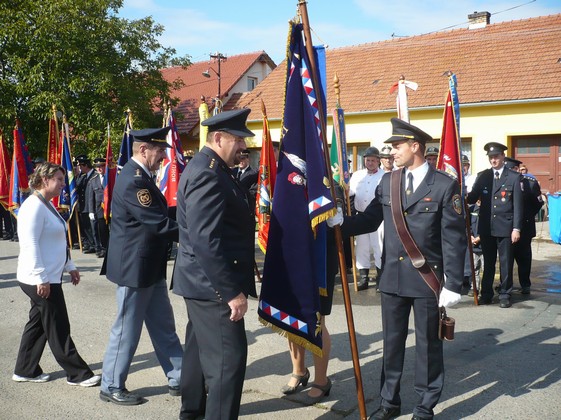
[{"xmin": 29, "ymin": 162, "xmax": 66, "ymax": 190}]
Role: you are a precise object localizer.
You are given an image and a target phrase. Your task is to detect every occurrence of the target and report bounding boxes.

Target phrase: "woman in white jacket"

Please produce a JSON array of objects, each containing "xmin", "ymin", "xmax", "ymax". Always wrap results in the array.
[{"xmin": 13, "ymin": 162, "xmax": 100, "ymax": 387}]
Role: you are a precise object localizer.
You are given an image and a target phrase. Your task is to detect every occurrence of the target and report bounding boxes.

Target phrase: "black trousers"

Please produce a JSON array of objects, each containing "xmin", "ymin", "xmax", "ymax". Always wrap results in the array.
[
  {"xmin": 480, "ymin": 234, "xmax": 514, "ymax": 300},
  {"xmin": 179, "ymin": 298, "xmax": 247, "ymax": 420},
  {"xmin": 14, "ymin": 283, "xmax": 93, "ymax": 382},
  {"xmin": 512, "ymin": 235, "xmax": 533, "ymax": 289},
  {"xmin": 79, "ymin": 212, "xmax": 95, "ymax": 248},
  {"xmin": 380, "ymin": 293, "xmax": 443, "ymax": 419},
  {"xmin": 90, "ymin": 217, "xmax": 109, "ymax": 251}
]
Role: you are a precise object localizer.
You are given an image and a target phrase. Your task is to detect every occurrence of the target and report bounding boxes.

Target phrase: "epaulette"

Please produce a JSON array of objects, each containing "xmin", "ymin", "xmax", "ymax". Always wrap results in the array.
[{"xmin": 434, "ymin": 168, "xmax": 457, "ymax": 181}]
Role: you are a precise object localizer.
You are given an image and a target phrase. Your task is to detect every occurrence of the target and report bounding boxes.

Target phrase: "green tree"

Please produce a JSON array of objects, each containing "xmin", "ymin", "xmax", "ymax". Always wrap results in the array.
[{"xmin": 0, "ymin": 0, "xmax": 190, "ymax": 159}]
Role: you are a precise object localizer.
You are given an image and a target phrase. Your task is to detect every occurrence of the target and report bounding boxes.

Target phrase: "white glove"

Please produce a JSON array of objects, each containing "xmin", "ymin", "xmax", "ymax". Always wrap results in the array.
[
  {"xmin": 88, "ymin": 213, "xmax": 95, "ymax": 221},
  {"xmin": 439, "ymin": 287, "xmax": 461, "ymax": 308},
  {"xmin": 327, "ymin": 207, "xmax": 344, "ymax": 227}
]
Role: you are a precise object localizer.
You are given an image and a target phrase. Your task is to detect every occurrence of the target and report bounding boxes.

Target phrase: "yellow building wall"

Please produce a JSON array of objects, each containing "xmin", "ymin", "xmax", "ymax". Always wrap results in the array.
[{"xmin": 246, "ymin": 100, "xmax": 561, "ymax": 175}]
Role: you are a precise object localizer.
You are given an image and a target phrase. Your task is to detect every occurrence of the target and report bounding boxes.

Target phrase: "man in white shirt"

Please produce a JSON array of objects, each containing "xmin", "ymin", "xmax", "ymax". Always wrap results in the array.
[{"xmin": 349, "ymin": 147, "xmax": 384, "ymax": 290}]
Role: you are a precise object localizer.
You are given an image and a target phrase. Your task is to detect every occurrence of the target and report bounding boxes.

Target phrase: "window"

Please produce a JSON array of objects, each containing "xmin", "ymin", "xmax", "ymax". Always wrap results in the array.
[
  {"xmin": 247, "ymin": 77, "xmax": 258, "ymax": 91},
  {"xmin": 516, "ymin": 138, "xmax": 550, "ymax": 154}
]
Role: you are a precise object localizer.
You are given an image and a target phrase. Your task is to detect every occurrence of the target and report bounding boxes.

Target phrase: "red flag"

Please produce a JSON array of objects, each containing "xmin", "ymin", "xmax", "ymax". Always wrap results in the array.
[
  {"xmin": 0, "ymin": 129, "xmax": 12, "ymax": 209},
  {"xmin": 103, "ymin": 124, "xmax": 117, "ymax": 221},
  {"xmin": 9, "ymin": 120, "xmax": 34, "ymax": 214},
  {"xmin": 437, "ymin": 75, "xmax": 462, "ymax": 191},
  {"xmin": 157, "ymin": 108, "xmax": 185, "ymax": 206},
  {"xmin": 256, "ymin": 100, "xmax": 277, "ymax": 253},
  {"xmin": 47, "ymin": 108, "xmax": 59, "ymax": 164}
]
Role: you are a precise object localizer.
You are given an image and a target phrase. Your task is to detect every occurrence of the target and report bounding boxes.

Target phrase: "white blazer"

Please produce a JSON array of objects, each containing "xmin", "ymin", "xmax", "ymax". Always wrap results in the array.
[{"xmin": 17, "ymin": 195, "xmax": 76, "ymax": 285}]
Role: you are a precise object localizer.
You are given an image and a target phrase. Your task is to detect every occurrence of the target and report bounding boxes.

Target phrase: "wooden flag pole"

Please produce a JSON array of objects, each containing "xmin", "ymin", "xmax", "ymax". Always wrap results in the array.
[
  {"xmin": 333, "ymin": 73, "xmax": 359, "ymax": 293},
  {"xmin": 298, "ymin": 2, "xmax": 367, "ymax": 418}
]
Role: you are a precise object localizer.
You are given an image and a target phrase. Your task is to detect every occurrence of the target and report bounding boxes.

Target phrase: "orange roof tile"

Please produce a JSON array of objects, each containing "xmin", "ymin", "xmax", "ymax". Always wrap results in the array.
[
  {"xmin": 161, "ymin": 51, "xmax": 275, "ymax": 134},
  {"xmin": 233, "ymin": 14, "xmax": 561, "ymax": 121}
]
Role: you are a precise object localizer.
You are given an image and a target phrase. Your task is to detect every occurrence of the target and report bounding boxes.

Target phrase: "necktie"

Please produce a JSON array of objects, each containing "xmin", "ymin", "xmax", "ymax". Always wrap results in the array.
[
  {"xmin": 237, "ymin": 169, "xmax": 242, "ymax": 180},
  {"xmin": 406, "ymin": 172, "xmax": 414, "ymax": 196},
  {"xmin": 495, "ymin": 171, "xmax": 500, "ymax": 180}
]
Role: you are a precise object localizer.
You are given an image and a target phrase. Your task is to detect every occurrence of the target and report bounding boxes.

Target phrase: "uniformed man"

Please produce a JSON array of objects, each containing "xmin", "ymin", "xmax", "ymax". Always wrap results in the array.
[
  {"xmin": 99, "ymin": 126, "xmax": 183, "ymax": 405},
  {"xmin": 234, "ymin": 149, "xmax": 259, "ymax": 212},
  {"xmin": 349, "ymin": 147, "xmax": 384, "ymax": 290},
  {"xmin": 466, "ymin": 142, "xmax": 523, "ymax": 308},
  {"xmin": 75, "ymin": 155, "xmax": 96, "ymax": 253},
  {"xmin": 379, "ymin": 145, "xmax": 395, "ymax": 173},
  {"xmin": 328, "ymin": 117, "xmax": 466, "ymax": 420},
  {"xmin": 462, "ymin": 154, "xmax": 475, "ymax": 193},
  {"xmin": 172, "ymin": 109, "xmax": 257, "ymax": 420},
  {"xmin": 504, "ymin": 157, "xmax": 543, "ymax": 294},
  {"xmin": 425, "ymin": 146, "xmax": 439, "ymax": 169},
  {"xmin": 86, "ymin": 158, "xmax": 109, "ymax": 257}
]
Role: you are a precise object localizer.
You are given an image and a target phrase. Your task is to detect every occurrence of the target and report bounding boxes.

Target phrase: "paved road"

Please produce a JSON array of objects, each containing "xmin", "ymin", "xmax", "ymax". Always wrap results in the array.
[{"xmin": 1, "ymin": 230, "xmax": 560, "ymax": 419}]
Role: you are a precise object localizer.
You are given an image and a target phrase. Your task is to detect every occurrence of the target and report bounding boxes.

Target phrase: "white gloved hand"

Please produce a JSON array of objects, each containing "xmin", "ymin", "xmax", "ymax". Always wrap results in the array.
[
  {"xmin": 327, "ymin": 207, "xmax": 344, "ymax": 227},
  {"xmin": 439, "ymin": 287, "xmax": 461, "ymax": 308},
  {"xmin": 88, "ymin": 213, "xmax": 95, "ymax": 221}
]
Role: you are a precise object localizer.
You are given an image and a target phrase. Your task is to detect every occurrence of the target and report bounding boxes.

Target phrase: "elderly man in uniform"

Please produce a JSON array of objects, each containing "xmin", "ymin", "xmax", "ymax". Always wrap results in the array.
[
  {"xmin": 329, "ymin": 118, "xmax": 466, "ymax": 420},
  {"xmin": 172, "ymin": 109, "xmax": 257, "ymax": 420},
  {"xmin": 504, "ymin": 157, "xmax": 543, "ymax": 294},
  {"xmin": 349, "ymin": 147, "xmax": 384, "ymax": 290},
  {"xmin": 99, "ymin": 127, "xmax": 183, "ymax": 405},
  {"xmin": 467, "ymin": 143, "xmax": 523, "ymax": 308},
  {"xmin": 379, "ymin": 145, "xmax": 395, "ymax": 173}
]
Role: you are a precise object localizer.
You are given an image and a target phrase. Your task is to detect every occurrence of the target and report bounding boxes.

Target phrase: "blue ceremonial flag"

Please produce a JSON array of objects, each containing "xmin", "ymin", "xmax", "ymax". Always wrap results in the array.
[
  {"xmin": 117, "ymin": 111, "xmax": 133, "ymax": 174},
  {"xmin": 258, "ymin": 21, "xmax": 335, "ymax": 356},
  {"xmin": 59, "ymin": 121, "xmax": 77, "ymax": 217}
]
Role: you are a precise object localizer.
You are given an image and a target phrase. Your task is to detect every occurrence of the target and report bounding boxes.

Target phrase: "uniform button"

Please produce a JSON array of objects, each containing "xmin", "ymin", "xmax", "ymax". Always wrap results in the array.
[
  {"xmin": 493, "ymin": 205, "xmax": 496, "ymax": 208},
  {"xmin": 493, "ymin": 215, "xmax": 496, "ymax": 218},
  {"xmin": 399, "ymin": 256, "xmax": 404, "ymax": 261},
  {"xmin": 403, "ymin": 211, "xmax": 407, "ymax": 216},
  {"xmin": 233, "ymin": 260, "xmax": 238, "ymax": 264},
  {"xmin": 425, "ymin": 207, "xmax": 429, "ymax": 211}
]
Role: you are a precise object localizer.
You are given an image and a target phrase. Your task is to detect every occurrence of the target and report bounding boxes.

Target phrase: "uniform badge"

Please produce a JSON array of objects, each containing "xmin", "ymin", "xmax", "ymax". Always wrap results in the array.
[
  {"xmin": 135, "ymin": 169, "xmax": 142, "ymax": 177},
  {"xmin": 137, "ymin": 189, "xmax": 152, "ymax": 207},
  {"xmin": 209, "ymin": 158, "xmax": 216, "ymax": 169},
  {"xmin": 452, "ymin": 194, "xmax": 462, "ymax": 215}
]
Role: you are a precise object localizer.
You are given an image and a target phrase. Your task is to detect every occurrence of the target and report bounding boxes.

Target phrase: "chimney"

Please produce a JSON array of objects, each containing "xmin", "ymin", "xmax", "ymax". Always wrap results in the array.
[{"xmin": 468, "ymin": 11, "xmax": 491, "ymax": 29}]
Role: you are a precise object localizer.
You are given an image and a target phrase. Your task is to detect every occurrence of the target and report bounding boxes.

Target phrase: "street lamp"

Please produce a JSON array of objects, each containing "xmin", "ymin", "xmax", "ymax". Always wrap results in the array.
[{"xmin": 202, "ymin": 52, "xmax": 227, "ymax": 106}]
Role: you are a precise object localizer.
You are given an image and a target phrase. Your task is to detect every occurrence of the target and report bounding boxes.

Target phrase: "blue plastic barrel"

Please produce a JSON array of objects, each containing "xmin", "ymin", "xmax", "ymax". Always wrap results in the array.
[{"xmin": 547, "ymin": 194, "xmax": 561, "ymax": 244}]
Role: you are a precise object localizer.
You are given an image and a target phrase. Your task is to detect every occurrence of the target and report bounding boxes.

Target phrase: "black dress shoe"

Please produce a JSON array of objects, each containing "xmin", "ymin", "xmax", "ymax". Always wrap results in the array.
[
  {"xmin": 479, "ymin": 297, "xmax": 492, "ymax": 305},
  {"xmin": 96, "ymin": 250, "xmax": 106, "ymax": 258},
  {"xmin": 521, "ymin": 287, "xmax": 531, "ymax": 295},
  {"xmin": 83, "ymin": 248, "xmax": 96, "ymax": 254},
  {"xmin": 168, "ymin": 385, "xmax": 180, "ymax": 396},
  {"xmin": 2, "ymin": 234, "xmax": 13, "ymax": 240},
  {"xmin": 369, "ymin": 406, "xmax": 401, "ymax": 420},
  {"xmin": 499, "ymin": 298, "xmax": 512, "ymax": 308},
  {"xmin": 412, "ymin": 415, "xmax": 433, "ymax": 420},
  {"xmin": 99, "ymin": 389, "xmax": 143, "ymax": 405},
  {"xmin": 357, "ymin": 280, "xmax": 369, "ymax": 291}
]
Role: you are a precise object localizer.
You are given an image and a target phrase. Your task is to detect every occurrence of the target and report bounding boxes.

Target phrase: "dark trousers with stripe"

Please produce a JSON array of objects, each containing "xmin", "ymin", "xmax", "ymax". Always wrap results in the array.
[{"xmin": 14, "ymin": 282, "xmax": 93, "ymax": 382}]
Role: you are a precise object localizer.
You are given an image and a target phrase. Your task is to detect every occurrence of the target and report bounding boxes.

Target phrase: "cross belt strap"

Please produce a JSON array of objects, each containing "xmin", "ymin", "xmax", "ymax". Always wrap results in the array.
[{"xmin": 390, "ymin": 169, "xmax": 441, "ymax": 300}]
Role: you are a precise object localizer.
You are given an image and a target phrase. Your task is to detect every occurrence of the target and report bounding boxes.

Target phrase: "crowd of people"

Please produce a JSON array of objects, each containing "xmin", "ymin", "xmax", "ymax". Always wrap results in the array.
[{"xmin": 9, "ymin": 110, "xmax": 545, "ymax": 420}]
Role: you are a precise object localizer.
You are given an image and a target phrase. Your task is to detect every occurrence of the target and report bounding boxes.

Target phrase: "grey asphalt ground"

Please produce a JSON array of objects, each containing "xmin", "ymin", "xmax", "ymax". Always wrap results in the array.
[{"xmin": 1, "ymin": 221, "xmax": 560, "ymax": 419}]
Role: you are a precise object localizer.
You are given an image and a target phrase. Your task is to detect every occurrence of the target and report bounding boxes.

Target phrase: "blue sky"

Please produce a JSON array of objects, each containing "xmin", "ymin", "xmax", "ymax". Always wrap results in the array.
[{"xmin": 119, "ymin": 0, "xmax": 560, "ymax": 65}]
